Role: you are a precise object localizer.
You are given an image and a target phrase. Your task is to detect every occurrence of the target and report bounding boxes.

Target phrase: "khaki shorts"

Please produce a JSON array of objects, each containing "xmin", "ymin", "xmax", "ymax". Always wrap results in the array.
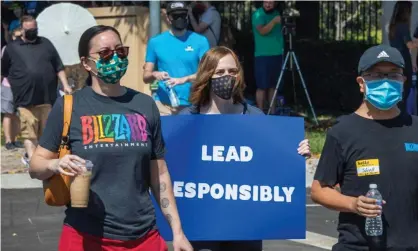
[
  {"xmin": 155, "ymin": 101, "xmax": 186, "ymax": 116},
  {"xmin": 18, "ymin": 104, "xmax": 52, "ymax": 140}
]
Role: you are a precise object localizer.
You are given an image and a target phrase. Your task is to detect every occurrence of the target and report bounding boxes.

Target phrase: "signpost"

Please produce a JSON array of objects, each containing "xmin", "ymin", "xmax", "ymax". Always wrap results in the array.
[{"xmin": 154, "ymin": 115, "xmax": 306, "ymax": 241}]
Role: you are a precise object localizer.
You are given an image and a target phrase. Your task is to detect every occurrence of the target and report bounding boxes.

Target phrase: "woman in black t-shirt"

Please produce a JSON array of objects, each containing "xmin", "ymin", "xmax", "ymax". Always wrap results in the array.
[
  {"xmin": 180, "ymin": 46, "xmax": 311, "ymax": 251},
  {"xmin": 29, "ymin": 25, "xmax": 192, "ymax": 251},
  {"xmin": 389, "ymin": 1, "xmax": 418, "ymax": 113}
]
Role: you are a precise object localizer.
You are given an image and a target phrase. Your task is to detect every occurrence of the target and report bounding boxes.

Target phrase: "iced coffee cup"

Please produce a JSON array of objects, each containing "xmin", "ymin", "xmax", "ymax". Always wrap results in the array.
[{"xmin": 70, "ymin": 160, "xmax": 93, "ymax": 208}]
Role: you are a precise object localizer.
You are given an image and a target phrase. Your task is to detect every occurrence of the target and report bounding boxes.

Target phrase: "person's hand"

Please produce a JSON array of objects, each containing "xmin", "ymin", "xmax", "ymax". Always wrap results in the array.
[
  {"xmin": 165, "ymin": 77, "xmax": 188, "ymax": 87},
  {"xmin": 153, "ymin": 71, "xmax": 170, "ymax": 81},
  {"xmin": 172, "ymin": 232, "xmax": 193, "ymax": 251},
  {"xmin": 48, "ymin": 155, "xmax": 86, "ymax": 176},
  {"xmin": 351, "ymin": 196, "xmax": 386, "ymax": 218},
  {"xmin": 297, "ymin": 139, "xmax": 311, "ymax": 158},
  {"xmin": 273, "ymin": 15, "xmax": 281, "ymax": 24},
  {"xmin": 63, "ymin": 85, "xmax": 73, "ymax": 94}
]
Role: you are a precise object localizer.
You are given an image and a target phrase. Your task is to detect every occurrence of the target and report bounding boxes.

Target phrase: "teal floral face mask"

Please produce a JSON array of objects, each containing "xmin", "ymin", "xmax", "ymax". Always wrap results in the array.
[{"xmin": 90, "ymin": 53, "xmax": 129, "ymax": 84}]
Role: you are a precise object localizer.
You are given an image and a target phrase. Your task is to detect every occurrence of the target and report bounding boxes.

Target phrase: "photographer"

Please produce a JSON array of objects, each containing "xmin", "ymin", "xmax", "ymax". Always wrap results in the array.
[{"xmin": 252, "ymin": 0, "xmax": 284, "ymax": 112}]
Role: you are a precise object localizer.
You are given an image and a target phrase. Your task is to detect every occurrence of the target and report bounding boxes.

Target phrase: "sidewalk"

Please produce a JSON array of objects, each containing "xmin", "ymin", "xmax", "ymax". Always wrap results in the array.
[{"xmin": 1, "ymin": 147, "xmax": 27, "ymax": 174}]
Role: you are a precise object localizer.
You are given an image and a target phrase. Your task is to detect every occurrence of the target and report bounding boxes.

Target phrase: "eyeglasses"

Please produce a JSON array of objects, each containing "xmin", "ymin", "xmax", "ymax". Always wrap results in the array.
[
  {"xmin": 92, "ymin": 46, "xmax": 129, "ymax": 61},
  {"xmin": 170, "ymin": 13, "xmax": 187, "ymax": 20},
  {"xmin": 362, "ymin": 72, "xmax": 404, "ymax": 80}
]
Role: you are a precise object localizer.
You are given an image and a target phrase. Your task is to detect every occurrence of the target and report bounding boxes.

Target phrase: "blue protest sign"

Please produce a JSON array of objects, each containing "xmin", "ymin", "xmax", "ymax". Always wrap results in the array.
[{"xmin": 154, "ymin": 115, "xmax": 306, "ymax": 241}]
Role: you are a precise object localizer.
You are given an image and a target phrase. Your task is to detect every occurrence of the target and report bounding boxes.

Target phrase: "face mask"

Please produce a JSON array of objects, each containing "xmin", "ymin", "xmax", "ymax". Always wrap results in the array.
[
  {"xmin": 211, "ymin": 75, "xmax": 236, "ymax": 100},
  {"xmin": 364, "ymin": 78, "xmax": 403, "ymax": 110},
  {"xmin": 25, "ymin": 28, "xmax": 38, "ymax": 41},
  {"xmin": 90, "ymin": 53, "xmax": 129, "ymax": 84},
  {"xmin": 171, "ymin": 16, "xmax": 188, "ymax": 31}
]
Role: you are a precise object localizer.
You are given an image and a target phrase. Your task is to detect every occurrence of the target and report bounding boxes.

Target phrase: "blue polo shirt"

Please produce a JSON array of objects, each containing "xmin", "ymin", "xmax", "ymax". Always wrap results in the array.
[{"xmin": 145, "ymin": 30, "xmax": 209, "ymax": 106}]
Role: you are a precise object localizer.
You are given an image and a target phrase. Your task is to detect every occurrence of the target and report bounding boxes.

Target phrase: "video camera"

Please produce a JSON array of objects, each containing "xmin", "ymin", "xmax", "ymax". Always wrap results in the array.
[{"xmin": 281, "ymin": 8, "xmax": 300, "ymax": 36}]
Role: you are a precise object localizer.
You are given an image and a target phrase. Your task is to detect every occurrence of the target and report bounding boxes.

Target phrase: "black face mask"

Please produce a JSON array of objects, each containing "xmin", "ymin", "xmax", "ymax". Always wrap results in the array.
[
  {"xmin": 171, "ymin": 16, "xmax": 188, "ymax": 31},
  {"xmin": 211, "ymin": 75, "xmax": 236, "ymax": 100},
  {"xmin": 25, "ymin": 28, "xmax": 38, "ymax": 41}
]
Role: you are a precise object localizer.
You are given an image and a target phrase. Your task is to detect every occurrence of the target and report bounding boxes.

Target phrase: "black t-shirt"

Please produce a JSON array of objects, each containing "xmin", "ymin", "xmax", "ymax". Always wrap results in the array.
[
  {"xmin": 1, "ymin": 36, "xmax": 64, "ymax": 107},
  {"xmin": 39, "ymin": 87, "xmax": 165, "ymax": 240},
  {"xmin": 179, "ymin": 103, "xmax": 264, "ymax": 115},
  {"xmin": 314, "ymin": 113, "xmax": 418, "ymax": 250}
]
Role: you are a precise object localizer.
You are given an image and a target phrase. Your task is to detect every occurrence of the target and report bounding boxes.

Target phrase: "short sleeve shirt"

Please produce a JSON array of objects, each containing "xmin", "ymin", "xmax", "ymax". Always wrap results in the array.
[
  {"xmin": 200, "ymin": 6, "xmax": 222, "ymax": 48},
  {"xmin": 39, "ymin": 87, "xmax": 166, "ymax": 240},
  {"xmin": 252, "ymin": 8, "xmax": 284, "ymax": 57},
  {"xmin": 145, "ymin": 31, "xmax": 210, "ymax": 107},
  {"xmin": 1, "ymin": 36, "xmax": 64, "ymax": 107},
  {"xmin": 314, "ymin": 113, "xmax": 418, "ymax": 250},
  {"xmin": 179, "ymin": 103, "xmax": 264, "ymax": 115}
]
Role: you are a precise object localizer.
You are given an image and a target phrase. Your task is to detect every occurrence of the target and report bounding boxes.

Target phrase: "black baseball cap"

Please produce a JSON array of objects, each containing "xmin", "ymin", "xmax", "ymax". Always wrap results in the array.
[
  {"xmin": 358, "ymin": 44, "xmax": 405, "ymax": 74},
  {"xmin": 166, "ymin": 1, "xmax": 188, "ymax": 14}
]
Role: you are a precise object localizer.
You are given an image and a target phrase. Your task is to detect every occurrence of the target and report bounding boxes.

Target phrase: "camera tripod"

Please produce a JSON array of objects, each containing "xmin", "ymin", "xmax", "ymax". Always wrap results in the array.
[{"xmin": 267, "ymin": 26, "xmax": 319, "ymax": 126}]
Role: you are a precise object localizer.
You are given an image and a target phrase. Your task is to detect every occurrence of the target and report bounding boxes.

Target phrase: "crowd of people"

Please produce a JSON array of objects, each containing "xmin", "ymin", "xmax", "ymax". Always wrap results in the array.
[{"xmin": 1, "ymin": 0, "xmax": 418, "ymax": 251}]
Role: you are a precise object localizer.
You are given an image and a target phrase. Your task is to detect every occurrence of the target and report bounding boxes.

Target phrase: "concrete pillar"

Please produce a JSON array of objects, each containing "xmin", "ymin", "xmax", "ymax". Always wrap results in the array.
[{"xmin": 149, "ymin": 0, "xmax": 161, "ymax": 38}]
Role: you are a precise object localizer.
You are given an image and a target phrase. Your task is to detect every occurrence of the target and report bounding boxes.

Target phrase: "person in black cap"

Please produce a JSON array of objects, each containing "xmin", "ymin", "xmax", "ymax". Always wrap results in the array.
[
  {"xmin": 143, "ymin": 1, "xmax": 209, "ymax": 115},
  {"xmin": 311, "ymin": 44, "xmax": 418, "ymax": 251}
]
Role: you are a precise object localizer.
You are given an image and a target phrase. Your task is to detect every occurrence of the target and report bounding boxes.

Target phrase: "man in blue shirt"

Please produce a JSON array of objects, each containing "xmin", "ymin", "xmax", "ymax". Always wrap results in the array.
[{"xmin": 143, "ymin": 1, "xmax": 210, "ymax": 115}]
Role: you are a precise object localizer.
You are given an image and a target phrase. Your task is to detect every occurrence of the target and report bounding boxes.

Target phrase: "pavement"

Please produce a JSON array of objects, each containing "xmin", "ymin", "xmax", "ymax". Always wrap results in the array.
[{"xmin": 1, "ymin": 165, "xmax": 340, "ymax": 251}]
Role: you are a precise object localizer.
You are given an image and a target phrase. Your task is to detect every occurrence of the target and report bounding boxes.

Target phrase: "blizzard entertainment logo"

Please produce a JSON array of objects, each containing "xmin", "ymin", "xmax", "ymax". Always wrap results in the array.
[{"xmin": 405, "ymin": 143, "xmax": 418, "ymax": 152}]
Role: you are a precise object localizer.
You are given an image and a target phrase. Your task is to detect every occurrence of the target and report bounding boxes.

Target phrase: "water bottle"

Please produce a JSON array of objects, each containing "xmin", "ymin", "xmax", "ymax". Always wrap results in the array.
[
  {"xmin": 365, "ymin": 184, "xmax": 383, "ymax": 236},
  {"xmin": 167, "ymin": 86, "xmax": 180, "ymax": 108}
]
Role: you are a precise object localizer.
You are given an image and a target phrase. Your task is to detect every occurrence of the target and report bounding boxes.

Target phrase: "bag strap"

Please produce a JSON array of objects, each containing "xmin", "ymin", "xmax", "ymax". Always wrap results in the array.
[{"xmin": 60, "ymin": 95, "xmax": 73, "ymax": 154}]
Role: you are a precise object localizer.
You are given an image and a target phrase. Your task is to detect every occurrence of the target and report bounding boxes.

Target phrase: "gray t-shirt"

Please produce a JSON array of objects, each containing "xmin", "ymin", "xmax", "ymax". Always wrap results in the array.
[
  {"xmin": 179, "ymin": 103, "xmax": 264, "ymax": 115},
  {"xmin": 200, "ymin": 6, "xmax": 221, "ymax": 48},
  {"xmin": 39, "ymin": 87, "xmax": 165, "ymax": 240}
]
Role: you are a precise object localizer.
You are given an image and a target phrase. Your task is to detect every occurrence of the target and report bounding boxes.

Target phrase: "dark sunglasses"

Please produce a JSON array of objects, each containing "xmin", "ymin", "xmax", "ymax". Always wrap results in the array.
[
  {"xmin": 94, "ymin": 46, "xmax": 129, "ymax": 61},
  {"xmin": 170, "ymin": 13, "xmax": 187, "ymax": 20}
]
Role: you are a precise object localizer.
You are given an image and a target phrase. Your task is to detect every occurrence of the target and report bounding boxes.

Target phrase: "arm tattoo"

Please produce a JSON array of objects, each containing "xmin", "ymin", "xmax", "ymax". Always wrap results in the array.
[
  {"xmin": 161, "ymin": 198, "xmax": 170, "ymax": 208},
  {"xmin": 160, "ymin": 182, "xmax": 166, "ymax": 192},
  {"xmin": 165, "ymin": 213, "xmax": 173, "ymax": 224}
]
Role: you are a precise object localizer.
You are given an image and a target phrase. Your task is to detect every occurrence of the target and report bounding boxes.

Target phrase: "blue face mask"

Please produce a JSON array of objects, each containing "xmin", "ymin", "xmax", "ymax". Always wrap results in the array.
[{"xmin": 364, "ymin": 78, "xmax": 403, "ymax": 110}]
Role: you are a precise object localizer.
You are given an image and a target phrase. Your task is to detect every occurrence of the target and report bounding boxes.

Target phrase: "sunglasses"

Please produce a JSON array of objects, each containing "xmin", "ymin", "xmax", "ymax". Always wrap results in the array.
[
  {"xmin": 93, "ymin": 46, "xmax": 130, "ymax": 61},
  {"xmin": 170, "ymin": 13, "xmax": 187, "ymax": 20}
]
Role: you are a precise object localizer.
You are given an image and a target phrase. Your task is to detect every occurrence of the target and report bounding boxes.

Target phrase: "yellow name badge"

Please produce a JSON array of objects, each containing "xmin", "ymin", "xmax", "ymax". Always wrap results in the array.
[{"xmin": 356, "ymin": 159, "xmax": 380, "ymax": 177}]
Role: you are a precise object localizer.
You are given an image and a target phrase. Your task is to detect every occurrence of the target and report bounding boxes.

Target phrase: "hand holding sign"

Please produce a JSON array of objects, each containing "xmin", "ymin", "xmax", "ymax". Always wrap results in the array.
[{"xmin": 297, "ymin": 139, "xmax": 311, "ymax": 158}]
